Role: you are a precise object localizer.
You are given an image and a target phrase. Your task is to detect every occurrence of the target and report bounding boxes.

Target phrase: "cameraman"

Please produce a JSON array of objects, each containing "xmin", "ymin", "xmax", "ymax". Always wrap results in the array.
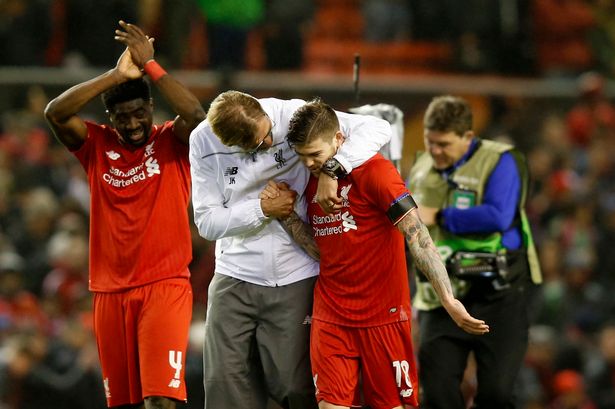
[{"xmin": 408, "ymin": 95, "xmax": 542, "ymax": 409}]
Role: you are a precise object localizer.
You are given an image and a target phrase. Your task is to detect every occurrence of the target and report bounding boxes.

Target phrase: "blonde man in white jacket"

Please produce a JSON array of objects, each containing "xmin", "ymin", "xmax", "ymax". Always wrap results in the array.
[{"xmin": 189, "ymin": 90, "xmax": 392, "ymax": 409}]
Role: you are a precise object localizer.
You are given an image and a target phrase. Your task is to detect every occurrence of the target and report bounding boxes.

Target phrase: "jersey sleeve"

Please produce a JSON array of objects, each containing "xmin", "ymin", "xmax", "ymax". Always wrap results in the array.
[
  {"xmin": 71, "ymin": 121, "xmax": 101, "ymax": 174},
  {"xmin": 362, "ymin": 158, "xmax": 417, "ymax": 225}
]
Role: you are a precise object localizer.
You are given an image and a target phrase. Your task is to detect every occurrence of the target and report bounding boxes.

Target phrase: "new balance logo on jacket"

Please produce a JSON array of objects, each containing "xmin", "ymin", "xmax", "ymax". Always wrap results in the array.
[{"xmin": 224, "ymin": 166, "xmax": 239, "ymax": 176}]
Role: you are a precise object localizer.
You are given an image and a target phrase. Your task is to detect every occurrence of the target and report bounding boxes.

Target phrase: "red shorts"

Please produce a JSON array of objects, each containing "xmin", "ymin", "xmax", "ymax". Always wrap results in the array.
[
  {"xmin": 93, "ymin": 277, "xmax": 192, "ymax": 407},
  {"xmin": 311, "ymin": 319, "xmax": 419, "ymax": 409}
]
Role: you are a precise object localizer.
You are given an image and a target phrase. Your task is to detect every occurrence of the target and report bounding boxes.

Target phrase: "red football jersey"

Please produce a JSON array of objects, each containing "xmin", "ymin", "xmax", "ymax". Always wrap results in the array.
[
  {"xmin": 306, "ymin": 154, "xmax": 412, "ymax": 327},
  {"xmin": 73, "ymin": 121, "xmax": 191, "ymax": 292}
]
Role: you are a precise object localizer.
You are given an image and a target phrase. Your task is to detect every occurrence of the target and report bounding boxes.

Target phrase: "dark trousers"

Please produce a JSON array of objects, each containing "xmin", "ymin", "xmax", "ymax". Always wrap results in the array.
[
  {"xmin": 203, "ymin": 274, "xmax": 317, "ymax": 409},
  {"xmin": 418, "ymin": 285, "xmax": 529, "ymax": 409}
]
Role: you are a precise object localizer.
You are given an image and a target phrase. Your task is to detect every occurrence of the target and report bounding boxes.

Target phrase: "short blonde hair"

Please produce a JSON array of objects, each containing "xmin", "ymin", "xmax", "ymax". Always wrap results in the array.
[{"xmin": 207, "ymin": 90, "xmax": 265, "ymax": 147}]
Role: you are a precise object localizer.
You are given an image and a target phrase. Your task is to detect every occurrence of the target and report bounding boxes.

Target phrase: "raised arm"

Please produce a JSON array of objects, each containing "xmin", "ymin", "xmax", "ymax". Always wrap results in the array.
[
  {"xmin": 397, "ymin": 208, "xmax": 490, "ymax": 335},
  {"xmin": 44, "ymin": 48, "xmax": 139, "ymax": 150},
  {"xmin": 114, "ymin": 20, "xmax": 205, "ymax": 143}
]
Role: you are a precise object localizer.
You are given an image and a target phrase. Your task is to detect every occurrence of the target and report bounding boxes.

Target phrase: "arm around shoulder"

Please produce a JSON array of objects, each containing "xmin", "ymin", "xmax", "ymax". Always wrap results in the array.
[{"xmin": 334, "ymin": 114, "xmax": 391, "ymax": 172}]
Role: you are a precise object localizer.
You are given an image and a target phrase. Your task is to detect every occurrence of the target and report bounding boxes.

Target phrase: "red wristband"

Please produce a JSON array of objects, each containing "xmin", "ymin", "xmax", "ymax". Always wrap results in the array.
[{"xmin": 143, "ymin": 59, "xmax": 167, "ymax": 82}]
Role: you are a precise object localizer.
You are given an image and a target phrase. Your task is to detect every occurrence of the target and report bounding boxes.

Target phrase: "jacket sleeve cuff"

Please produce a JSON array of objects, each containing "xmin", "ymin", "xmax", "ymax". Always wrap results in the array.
[{"xmin": 255, "ymin": 198, "xmax": 270, "ymax": 220}]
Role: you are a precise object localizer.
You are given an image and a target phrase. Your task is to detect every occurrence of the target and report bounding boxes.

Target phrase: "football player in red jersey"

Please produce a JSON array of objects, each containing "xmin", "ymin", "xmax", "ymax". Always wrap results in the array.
[
  {"xmin": 44, "ymin": 21, "xmax": 205, "ymax": 409},
  {"xmin": 263, "ymin": 99, "xmax": 488, "ymax": 409}
]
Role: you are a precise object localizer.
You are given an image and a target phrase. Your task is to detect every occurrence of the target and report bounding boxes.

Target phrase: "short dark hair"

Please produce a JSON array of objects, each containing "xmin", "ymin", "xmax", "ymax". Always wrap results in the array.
[
  {"xmin": 287, "ymin": 98, "xmax": 339, "ymax": 148},
  {"xmin": 101, "ymin": 78, "xmax": 151, "ymax": 112},
  {"xmin": 424, "ymin": 95, "xmax": 473, "ymax": 136}
]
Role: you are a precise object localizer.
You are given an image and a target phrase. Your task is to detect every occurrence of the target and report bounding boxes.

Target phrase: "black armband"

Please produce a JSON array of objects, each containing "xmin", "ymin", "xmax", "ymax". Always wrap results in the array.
[
  {"xmin": 387, "ymin": 193, "xmax": 417, "ymax": 225},
  {"xmin": 321, "ymin": 158, "xmax": 348, "ymax": 180}
]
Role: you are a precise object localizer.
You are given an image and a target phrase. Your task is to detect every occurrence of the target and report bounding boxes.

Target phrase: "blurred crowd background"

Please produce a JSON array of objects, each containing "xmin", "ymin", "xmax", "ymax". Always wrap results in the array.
[{"xmin": 1, "ymin": 0, "xmax": 615, "ymax": 408}]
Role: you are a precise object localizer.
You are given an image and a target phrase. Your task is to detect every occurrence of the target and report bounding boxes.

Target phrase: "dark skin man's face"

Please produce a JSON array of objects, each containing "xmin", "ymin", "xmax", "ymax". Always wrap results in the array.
[{"xmin": 108, "ymin": 98, "xmax": 154, "ymax": 147}]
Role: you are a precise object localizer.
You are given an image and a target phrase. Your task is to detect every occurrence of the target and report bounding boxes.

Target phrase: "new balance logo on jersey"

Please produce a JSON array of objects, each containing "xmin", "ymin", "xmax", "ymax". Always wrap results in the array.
[
  {"xmin": 106, "ymin": 150, "xmax": 120, "ymax": 160},
  {"xmin": 400, "ymin": 389, "xmax": 414, "ymax": 398},
  {"xmin": 145, "ymin": 156, "xmax": 160, "ymax": 177},
  {"xmin": 341, "ymin": 211, "xmax": 357, "ymax": 232},
  {"xmin": 274, "ymin": 149, "xmax": 287, "ymax": 169}
]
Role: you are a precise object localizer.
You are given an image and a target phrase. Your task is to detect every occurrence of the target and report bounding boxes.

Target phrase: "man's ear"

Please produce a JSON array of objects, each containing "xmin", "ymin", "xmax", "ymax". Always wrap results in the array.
[
  {"xmin": 334, "ymin": 130, "xmax": 344, "ymax": 145},
  {"xmin": 462, "ymin": 130, "xmax": 474, "ymax": 140}
]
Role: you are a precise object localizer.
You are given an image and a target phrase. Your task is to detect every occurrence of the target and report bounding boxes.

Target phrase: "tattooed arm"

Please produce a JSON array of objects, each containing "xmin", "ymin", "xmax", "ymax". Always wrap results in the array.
[
  {"xmin": 397, "ymin": 208, "xmax": 489, "ymax": 335},
  {"xmin": 279, "ymin": 213, "xmax": 320, "ymax": 261}
]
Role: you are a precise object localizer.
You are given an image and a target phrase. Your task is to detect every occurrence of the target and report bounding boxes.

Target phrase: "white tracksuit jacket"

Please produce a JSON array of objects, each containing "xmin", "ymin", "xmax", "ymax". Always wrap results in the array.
[{"xmin": 189, "ymin": 98, "xmax": 392, "ymax": 287}]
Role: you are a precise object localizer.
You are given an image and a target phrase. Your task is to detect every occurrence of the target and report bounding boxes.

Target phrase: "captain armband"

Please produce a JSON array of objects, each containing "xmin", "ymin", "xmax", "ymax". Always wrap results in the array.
[{"xmin": 387, "ymin": 193, "xmax": 417, "ymax": 225}]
